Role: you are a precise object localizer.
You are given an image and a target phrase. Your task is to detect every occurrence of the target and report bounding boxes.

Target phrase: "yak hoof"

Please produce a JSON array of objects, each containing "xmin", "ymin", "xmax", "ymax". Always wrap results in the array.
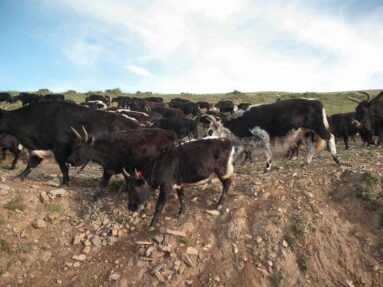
[
  {"xmin": 216, "ymin": 204, "xmax": 223, "ymax": 211},
  {"xmin": 9, "ymin": 166, "xmax": 16, "ymax": 171},
  {"xmin": 147, "ymin": 226, "xmax": 156, "ymax": 232},
  {"xmin": 178, "ymin": 213, "xmax": 185, "ymax": 219}
]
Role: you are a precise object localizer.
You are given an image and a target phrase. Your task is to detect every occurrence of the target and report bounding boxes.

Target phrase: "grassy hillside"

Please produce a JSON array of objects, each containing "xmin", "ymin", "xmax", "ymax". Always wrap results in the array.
[{"xmin": 1, "ymin": 89, "xmax": 381, "ymax": 115}]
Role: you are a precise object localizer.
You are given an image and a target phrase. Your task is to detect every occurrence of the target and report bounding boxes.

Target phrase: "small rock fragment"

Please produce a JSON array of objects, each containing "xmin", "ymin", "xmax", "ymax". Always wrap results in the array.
[
  {"xmin": 206, "ymin": 210, "xmax": 220, "ymax": 216},
  {"xmin": 72, "ymin": 254, "xmax": 87, "ymax": 262},
  {"xmin": 181, "ymin": 253, "xmax": 194, "ymax": 267},
  {"xmin": 32, "ymin": 219, "xmax": 47, "ymax": 228},
  {"xmin": 186, "ymin": 247, "xmax": 199, "ymax": 256},
  {"xmin": 49, "ymin": 188, "xmax": 66, "ymax": 197}
]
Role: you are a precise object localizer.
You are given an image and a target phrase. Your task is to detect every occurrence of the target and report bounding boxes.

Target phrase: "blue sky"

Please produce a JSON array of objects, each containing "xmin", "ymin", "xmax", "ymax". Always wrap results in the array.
[{"xmin": 0, "ymin": 0, "xmax": 382, "ymax": 93}]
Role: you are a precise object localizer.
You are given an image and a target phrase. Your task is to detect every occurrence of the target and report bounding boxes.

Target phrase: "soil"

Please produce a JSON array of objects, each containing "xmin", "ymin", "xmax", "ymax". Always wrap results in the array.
[{"xmin": 0, "ymin": 143, "xmax": 382, "ymax": 287}]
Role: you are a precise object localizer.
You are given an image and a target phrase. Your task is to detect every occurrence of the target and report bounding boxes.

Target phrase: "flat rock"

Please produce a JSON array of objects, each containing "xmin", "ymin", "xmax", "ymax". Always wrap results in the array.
[
  {"xmin": 109, "ymin": 273, "xmax": 120, "ymax": 281},
  {"xmin": 186, "ymin": 247, "xmax": 199, "ymax": 256},
  {"xmin": 181, "ymin": 253, "xmax": 194, "ymax": 267},
  {"xmin": 154, "ymin": 271, "xmax": 165, "ymax": 283},
  {"xmin": 49, "ymin": 189, "xmax": 66, "ymax": 197},
  {"xmin": 32, "ymin": 219, "xmax": 47, "ymax": 228},
  {"xmin": 91, "ymin": 235, "xmax": 102, "ymax": 248},
  {"xmin": 206, "ymin": 210, "xmax": 220, "ymax": 216},
  {"xmin": 39, "ymin": 191, "xmax": 50, "ymax": 203},
  {"xmin": 72, "ymin": 254, "xmax": 87, "ymax": 262},
  {"xmin": 0, "ymin": 184, "xmax": 11, "ymax": 191},
  {"xmin": 162, "ymin": 228, "xmax": 186, "ymax": 237}
]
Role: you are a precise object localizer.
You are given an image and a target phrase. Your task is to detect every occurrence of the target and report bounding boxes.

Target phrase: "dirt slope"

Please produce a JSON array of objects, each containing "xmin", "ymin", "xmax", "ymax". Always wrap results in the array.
[{"xmin": 0, "ymin": 145, "xmax": 382, "ymax": 287}]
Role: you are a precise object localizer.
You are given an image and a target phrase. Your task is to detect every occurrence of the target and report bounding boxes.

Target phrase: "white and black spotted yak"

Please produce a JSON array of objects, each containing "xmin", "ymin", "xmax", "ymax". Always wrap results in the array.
[
  {"xmin": 126, "ymin": 138, "xmax": 237, "ymax": 230},
  {"xmin": 207, "ymin": 98, "xmax": 340, "ymax": 171}
]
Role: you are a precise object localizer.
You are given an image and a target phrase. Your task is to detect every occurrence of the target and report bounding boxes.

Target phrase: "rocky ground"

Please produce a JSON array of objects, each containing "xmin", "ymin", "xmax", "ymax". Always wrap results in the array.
[{"xmin": 0, "ymin": 143, "xmax": 382, "ymax": 287}]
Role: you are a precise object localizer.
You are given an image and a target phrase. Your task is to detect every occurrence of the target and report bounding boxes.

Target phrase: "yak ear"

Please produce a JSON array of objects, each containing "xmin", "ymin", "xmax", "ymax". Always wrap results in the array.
[{"xmin": 86, "ymin": 136, "xmax": 94, "ymax": 144}]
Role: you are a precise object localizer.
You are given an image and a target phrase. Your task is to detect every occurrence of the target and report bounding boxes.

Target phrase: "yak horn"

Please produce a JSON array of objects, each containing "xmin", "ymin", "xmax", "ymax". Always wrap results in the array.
[
  {"xmin": 346, "ymin": 96, "xmax": 361, "ymax": 104},
  {"xmin": 122, "ymin": 168, "xmax": 131, "ymax": 177},
  {"xmin": 71, "ymin": 127, "xmax": 82, "ymax": 139},
  {"xmin": 82, "ymin": 126, "xmax": 89, "ymax": 143},
  {"xmin": 206, "ymin": 114, "xmax": 218, "ymax": 124},
  {"xmin": 358, "ymin": 91, "xmax": 370, "ymax": 101}
]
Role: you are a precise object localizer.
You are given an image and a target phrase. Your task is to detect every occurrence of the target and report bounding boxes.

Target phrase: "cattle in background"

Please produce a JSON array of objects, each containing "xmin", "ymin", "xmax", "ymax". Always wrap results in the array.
[
  {"xmin": 85, "ymin": 94, "xmax": 111, "ymax": 106},
  {"xmin": 207, "ymin": 98, "xmax": 340, "ymax": 171},
  {"xmin": 327, "ymin": 112, "xmax": 367, "ymax": 150},
  {"xmin": 196, "ymin": 101, "xmax": 211, "ymax": 112},
  {"xmin": 14, "ymin": 93, "xmax": 42, "ymax": 106},
  {"xmin": 81, "ymin": 100, "xmax": 107, "ymax": 110},
  {"xmin": 215, "ymin": 101, "xmax": 237, "ymax": 113},
  {"xmin": 0, "ymin": 102, "xmax": 140, "ymax": 185},
  {"xmin": 116, "ymin": 109, "xmax": 150, "ymax": 124},
  {"xmin": 127, "ymin": 138, "xmax": 236, "ymax": 229},
  {"xmin": 198, "ymin": 111, "xmax": 227, "ymax": 129},
  {"xmin": 0, "ymin": 133, "xmax": 23, "ymax": 170},
  {"xmin": 39, "ymin": 94, "xmax": 65, "ymax": 102},
  {"xmin": 238, "ymin": 103, "xmax": 251, "ymax": 110},
  {"xmin": 67, "ymin": 128, "xmax": 176, "ymax": 200},
  {"xmin": 347, "ymin": 91, "xmax": 383, "ymax": 146},
  {"xmin": 0, "ymin": 93, "xmax": 16, "ymax": 104},
  {"xmin": 145, "ymin": 96, "xmax": 163, "ymax": 103},
  {"xmin": 169, "ymin": 99, "xmax": 199, "ymax": 116},
  {"xmin": 152, "ymin": 118, "xmax": 198, "ymax": 139},
  {"xmin": 112, "ymin": 96, "xmax": 131, "ymax": 108},
  {"xmin": 152, "ymin": 106, "xmax": 185, "ymax": 119}
]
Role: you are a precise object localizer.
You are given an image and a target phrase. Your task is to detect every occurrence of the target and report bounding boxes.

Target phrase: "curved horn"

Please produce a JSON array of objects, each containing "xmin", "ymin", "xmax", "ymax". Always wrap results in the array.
[
  {"xmin": 82, "ymin": 126, "xmax": 89, "ymax": 143},
  {"xmin": 358, "ymin": 91, "xmax": 370, "ymax": 101},
  {"xmin": 205, "ymin": 114, "xmax": 218, "ymax": 124},
  {"xmin": 70, "ymin": 127, "xmax": 82, "ymax": 139},
  {"xmin": 122, "ymin": 168, "xmax": 131, "ymax": 177},
  {"xmin": 346, "ymin": 96, "xmax": 361, "ymax": 104}
]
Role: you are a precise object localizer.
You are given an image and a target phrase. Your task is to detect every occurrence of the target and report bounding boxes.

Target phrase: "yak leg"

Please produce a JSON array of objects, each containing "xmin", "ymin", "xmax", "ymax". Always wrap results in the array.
[
  {"xmin": 250, "ymin": 127, "xmax": 272, "ymax": 172},
  {"xmin": 93, "ymin": 169, "xmax": 113, "ymax": 200},
  {"xmin": 216, "ymin": 177, "xmax": 231, "ymax": 210},
  {"xmin": 149, "ymin": 183, "xmax": 171, "ymax": 230},
  {"xmin": 1, "ymin": 148, "xmax": 6, "ymax": 160},
  {"xmin": 9, "ymin": 149, "xmax": 20, "ymax": 170},
  {"xmin": 343, "ymin": 136, "xmax": 349, "ymax": 150},
  {"xmin": 303, "ymin": 136, "xmax": 315, "ymax": 165},
  {"xmin": 377, "ymin": 126, "xmax": 383, "ymax": 147},
  {"xmin": 176, "ymin": 188, "xmax": 185, "ymax": 218},
  {"xmin": 14, "ymin": 155, "xmax": 42, "ymax": 180}
]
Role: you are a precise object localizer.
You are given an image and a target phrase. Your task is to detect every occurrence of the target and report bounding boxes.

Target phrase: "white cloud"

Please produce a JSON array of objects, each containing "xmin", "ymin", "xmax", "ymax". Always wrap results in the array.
[
  {"xmin": 64, "ymin": 39, "xmax": 102, "ymax": 67},
  {"xmin": 126, "ymin": 65, "xmax": 153, "ymax": 77},
  {"xmin": 51, "ymin": 0, "xmax": 383, "ymax": 92}
]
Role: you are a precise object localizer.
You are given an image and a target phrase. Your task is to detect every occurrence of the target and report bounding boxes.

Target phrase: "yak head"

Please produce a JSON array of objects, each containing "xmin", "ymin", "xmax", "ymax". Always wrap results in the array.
[
  {"xmin": 206, "ymin": 115, "xmax": 225, "ymax": 137},
  {"xmin": 67, "ymin": 126, "xmax": 94, "ymax": 167},
  {"xmin": 123, "ymin": 169, "xmax": 151, "ymax": 212},
  {"xmin": 347, "ymin": 92, "xmax": 373, "ymax": 132}
]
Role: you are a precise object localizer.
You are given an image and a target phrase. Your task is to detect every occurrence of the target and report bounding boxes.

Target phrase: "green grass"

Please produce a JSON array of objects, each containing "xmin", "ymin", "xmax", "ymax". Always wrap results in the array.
[
  {"xmin": 357, "ymin": 172, "xmax": 381, "ymax": 208},
  {"xmin": 285, "ymin": 220, "xmax": 306, "ymax": 252},
  {"xmin": 284, "ymin": 234, "xmax": 297, "ymax": 252},
  {"xmin": 297, "ymin": 255, "xmax": 309, "ymax": 271},
  {"xmin": 47, "ymin": 203, "xmax": 63, "ymax": 213},
  {"xmin": 3, "ymin": 196, "xmax": 25, "ymax": 211},
  {"xmin": 0, "ymin": 239, "xmax": 11, "ymax": 254},
  {"xmin": 15, "ymin": 242, "xmax": 34, "ymax": 254},
  {"xmin": 269, "ymin": 271, "xmax": 283, "ymax": 287},
  {"xmin": 291, "ymin": 221, "xmax": 305, "ymax": 240}
]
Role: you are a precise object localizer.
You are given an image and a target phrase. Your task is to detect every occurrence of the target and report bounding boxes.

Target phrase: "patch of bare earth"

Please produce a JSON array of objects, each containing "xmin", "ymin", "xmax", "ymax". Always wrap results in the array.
[{"xmin": 0, "ymin": 145, "xmax": 382, "ymax": 287}]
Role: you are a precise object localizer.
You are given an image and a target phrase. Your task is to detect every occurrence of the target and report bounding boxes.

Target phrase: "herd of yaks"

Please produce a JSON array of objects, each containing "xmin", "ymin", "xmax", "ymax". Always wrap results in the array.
[{"xmin": 0, "ymin": 90, "xmax": 382, "ymax": 229}]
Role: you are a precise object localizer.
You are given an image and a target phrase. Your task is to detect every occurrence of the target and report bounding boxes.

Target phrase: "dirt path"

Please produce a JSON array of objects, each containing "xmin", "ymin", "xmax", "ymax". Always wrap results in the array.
[{"xmin": 0, "ymin": 144, "xmax": 382, "ymax": 287}]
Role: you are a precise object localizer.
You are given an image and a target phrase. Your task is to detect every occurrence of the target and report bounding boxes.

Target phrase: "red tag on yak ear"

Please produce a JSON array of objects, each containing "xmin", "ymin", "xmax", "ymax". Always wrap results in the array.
[{"xmin": 135, "ymin": 169, "xmax": 142, "ymax": 177}]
